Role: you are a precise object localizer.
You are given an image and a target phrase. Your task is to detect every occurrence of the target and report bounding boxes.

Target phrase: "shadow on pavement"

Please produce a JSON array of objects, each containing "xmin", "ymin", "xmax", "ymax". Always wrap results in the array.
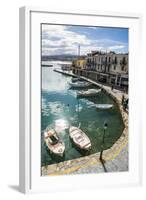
[{"xmin": 100, "ymin": 159, "xmax": 108, "ymax": 172}]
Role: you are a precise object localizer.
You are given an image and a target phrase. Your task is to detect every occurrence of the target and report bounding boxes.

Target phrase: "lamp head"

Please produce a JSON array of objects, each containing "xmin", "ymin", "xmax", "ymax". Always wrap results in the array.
[{"xmin": 104, "ymin": 122, "xmax": 108, "ymax": 130}]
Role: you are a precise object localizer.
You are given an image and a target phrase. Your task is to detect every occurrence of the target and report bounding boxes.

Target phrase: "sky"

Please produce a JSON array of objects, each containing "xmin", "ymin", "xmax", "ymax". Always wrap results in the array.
[{"xmin": 42, "ymin": 24, "xmax": 128, "ymax": 56}]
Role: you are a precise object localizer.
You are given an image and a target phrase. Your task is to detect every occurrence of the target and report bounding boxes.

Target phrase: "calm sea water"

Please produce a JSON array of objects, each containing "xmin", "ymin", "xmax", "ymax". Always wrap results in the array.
[{"xmin": 41, "ymin": 61, "xmax": 124, "ymax": 166}]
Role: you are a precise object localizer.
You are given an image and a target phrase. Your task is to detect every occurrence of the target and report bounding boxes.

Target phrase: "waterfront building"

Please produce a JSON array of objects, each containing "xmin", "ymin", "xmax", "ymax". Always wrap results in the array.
[
  {"xmin": 72, "ymin": 50, "xmax": 128, "ymax": 91},
  {"xmin": 86, "ymin": 51, "xmax": 97, "ymax": 70},
  {"xmin": 72, "ymin": 56, "xmax": 86, "ymax": 70},
  {"xmin": 108, "ymin": 53, "xmax": 128, "ymax": 88}
]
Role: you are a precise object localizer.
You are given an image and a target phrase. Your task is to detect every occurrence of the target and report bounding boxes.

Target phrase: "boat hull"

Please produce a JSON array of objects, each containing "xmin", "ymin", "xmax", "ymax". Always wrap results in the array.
[
  {"xmin": 44, "ymin": 130, "xmax": 65, "ymax": 157},
  {"xmin": 77, "ymin": 89, "xmax": 101, "ymax": 97},
  {"xmin": 96, "ymin": 104, "xmax": 113, "ymax": 110},
  {"xmin": 72, "ymin": 78, "xmax": 81, "ymax": 82},
  {"xmin": 69, "ymin": 126, "xmax": 91, "ymax": 151},
  {"xmin": 69, "ymin": 82, "xmax": 91, "ymax": 88},
  {"xmin": 45, "ymin": 140, "xmax": 65, "ymax": 157}
]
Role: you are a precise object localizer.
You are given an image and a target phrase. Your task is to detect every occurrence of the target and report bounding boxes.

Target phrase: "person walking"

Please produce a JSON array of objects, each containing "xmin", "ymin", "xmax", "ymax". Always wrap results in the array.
[
  {"xmin": 122, "ymin": 94, "xmax": 125, "ymax": 105},
  {"xmin": 125, "ymin": 98, "xmax": 129, "ymax": 110}
]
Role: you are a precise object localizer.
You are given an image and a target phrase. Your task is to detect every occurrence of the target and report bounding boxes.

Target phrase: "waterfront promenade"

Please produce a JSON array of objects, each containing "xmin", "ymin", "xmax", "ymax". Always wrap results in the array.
[{"xmin": 42, "ymin": 69, "xmax": 128, "ymax": 176}]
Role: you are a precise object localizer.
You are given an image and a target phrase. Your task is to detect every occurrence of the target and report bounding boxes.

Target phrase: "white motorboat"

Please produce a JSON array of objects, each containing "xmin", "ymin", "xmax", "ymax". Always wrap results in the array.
[
  {"xmin": 69, "ymin": 81, "xmax": 91, "ymax": 88},
  {"xmin": 77, "ymin": 89, "xmax": 101, "ymax": 97},
  {"xmin": 96, "ymin": 104, "xmax": 113, "ymax": 109},
  {"xmin": 44, "ymin": 129, "xmax": 65, "ymax": 157},
  {"xmin": 69, "ymin": 126, "xmax": 91, "ymax": 150}
]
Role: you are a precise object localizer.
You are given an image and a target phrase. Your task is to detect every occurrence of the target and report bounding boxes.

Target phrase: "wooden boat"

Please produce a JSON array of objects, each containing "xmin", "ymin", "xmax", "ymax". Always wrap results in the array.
[
  {"xmin": 77, "ymin": 89, "xmax": 101, "ymax": 97},
  {"xmin": 69, "ymin": 81, "xmax": 91, "ymax": 88},
  {"xmin": 44, "ymin": 129, "xmax": 65, "ymax": 157},
  {"xmin": 96, "ymin": 104, "xmax": 113, "ymax": 109},
  {"xmin": 69, "ymin": 126, "xmax": 91, "ymax": 150}
]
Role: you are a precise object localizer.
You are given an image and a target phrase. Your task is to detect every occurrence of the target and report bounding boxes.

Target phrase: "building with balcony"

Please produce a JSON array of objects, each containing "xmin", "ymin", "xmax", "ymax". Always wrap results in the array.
[{"xmin": 72, "ymin": 50, "xmax": 128, "ymax": 91}]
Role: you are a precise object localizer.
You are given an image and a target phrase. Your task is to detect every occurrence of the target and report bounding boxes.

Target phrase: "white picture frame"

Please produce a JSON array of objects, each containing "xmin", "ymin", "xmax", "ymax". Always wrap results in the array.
[{"xmin": 19, "ymin": 6, "xmax": 142, "ymax": 194}]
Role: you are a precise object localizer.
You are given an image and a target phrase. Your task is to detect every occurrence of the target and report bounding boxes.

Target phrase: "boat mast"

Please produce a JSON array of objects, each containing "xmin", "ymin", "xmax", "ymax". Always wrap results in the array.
[
  {"xmin": 78, "ymin": 44, "xmax": 80, "ymax": 57},
  {"xmin": 77, "ymin": 44, "xmax": 80, "ymax": 77}
]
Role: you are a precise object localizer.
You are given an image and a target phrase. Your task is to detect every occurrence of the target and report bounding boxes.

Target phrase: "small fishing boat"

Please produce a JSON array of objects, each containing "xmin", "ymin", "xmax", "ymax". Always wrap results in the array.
[
  {"xmin": 69, "ymin": 81, "xmax": 91, "ymax": 88},
  {"xmin": 77, "ymin": 89, "xmax": 101, "ymax": 97},
  {"xmin": 44, "ymin": 129, "xmax": 65, "ymax": 157},
  {"xmin": 96, "ymin": 104, "xmax": 113, "ymax": 109},
  {"xmin": 69, "ymin": 126, "xmax": 91, "ymax": 150}
]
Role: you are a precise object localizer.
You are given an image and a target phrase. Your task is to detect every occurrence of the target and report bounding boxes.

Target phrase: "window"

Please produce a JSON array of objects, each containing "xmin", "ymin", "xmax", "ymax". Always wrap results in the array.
[
  {"xmin": 122, "ymin": 57, "xmax": 126, "ymax": 65},
  {"xmin": 121, "ymin": 65, "xmax": 125, "ymax": 71},
  {"xmin": 115, "ymin": 56, "xmax": 117, "ymax": 64},
  {"xmin": 114, "ymin": 65, "xmax": 116, "ymax": 70}
]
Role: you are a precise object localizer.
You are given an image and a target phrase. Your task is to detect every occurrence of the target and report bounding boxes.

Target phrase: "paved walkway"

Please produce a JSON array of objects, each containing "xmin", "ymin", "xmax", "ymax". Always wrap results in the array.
[
  {"xmin": 70, "ymin": 144, "xmax": 128, "ymax": 175},
  {"xmin": 42, "ymin": 138, "xmax": 128, "ymax": 176},
  {"xmin": 42, "ymin": 71, "xmax": 128, "ymax": 176}
]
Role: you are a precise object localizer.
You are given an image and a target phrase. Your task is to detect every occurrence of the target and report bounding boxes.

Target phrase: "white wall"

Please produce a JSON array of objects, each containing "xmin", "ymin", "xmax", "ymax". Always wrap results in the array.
[{"xmin": 0, "ymin": 0, "xmax": 145, "ymax": 199}]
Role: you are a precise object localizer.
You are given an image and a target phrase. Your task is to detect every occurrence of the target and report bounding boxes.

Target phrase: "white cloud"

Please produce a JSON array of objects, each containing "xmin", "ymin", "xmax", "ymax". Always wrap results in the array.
[
  {"xmin": 42, "ymin": 25, "xmax": 95, "ymax": 55},
  {"xmin": 42, "ymin": 25, "xmax": 127, "ymax": 55},
  {"xmin": 108, "ymin": 45, "xmax": 125, "ymax": 50}
]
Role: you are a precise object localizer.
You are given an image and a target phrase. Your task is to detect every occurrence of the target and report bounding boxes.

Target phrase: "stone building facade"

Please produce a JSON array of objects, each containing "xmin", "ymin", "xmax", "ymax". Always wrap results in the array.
[
  {"xmin": 73, "ymin": 51, "xmax": 128, "ymax": 91},
  {"xmin": 72, "ymin": 56, "xmax": 86, "ymax": 70}
]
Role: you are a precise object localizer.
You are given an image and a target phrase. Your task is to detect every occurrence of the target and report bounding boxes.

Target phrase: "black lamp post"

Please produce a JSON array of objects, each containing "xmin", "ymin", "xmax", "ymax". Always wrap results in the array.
[{"xmin": 100, "ymin": 121, "xmax": 108, "ymax": 161}]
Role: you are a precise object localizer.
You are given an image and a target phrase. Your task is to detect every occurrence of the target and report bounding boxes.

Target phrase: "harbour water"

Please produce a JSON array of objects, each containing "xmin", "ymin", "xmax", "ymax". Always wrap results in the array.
[{"xmin": 41, "ymin": 61, "xmax": 124, "ymax": 166}]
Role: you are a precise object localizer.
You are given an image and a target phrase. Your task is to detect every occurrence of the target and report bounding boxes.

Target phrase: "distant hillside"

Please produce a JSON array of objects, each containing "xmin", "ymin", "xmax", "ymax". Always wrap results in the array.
[{"xmin": 42, "ymin": 54, "xmax": 80, "ymax": 61}]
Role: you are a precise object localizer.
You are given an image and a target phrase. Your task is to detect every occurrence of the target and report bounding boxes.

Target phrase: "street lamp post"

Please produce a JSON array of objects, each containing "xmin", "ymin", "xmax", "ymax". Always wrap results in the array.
[{"xmin": 100, "ymin": 122, "xmax": 108, "ymax": 161}]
